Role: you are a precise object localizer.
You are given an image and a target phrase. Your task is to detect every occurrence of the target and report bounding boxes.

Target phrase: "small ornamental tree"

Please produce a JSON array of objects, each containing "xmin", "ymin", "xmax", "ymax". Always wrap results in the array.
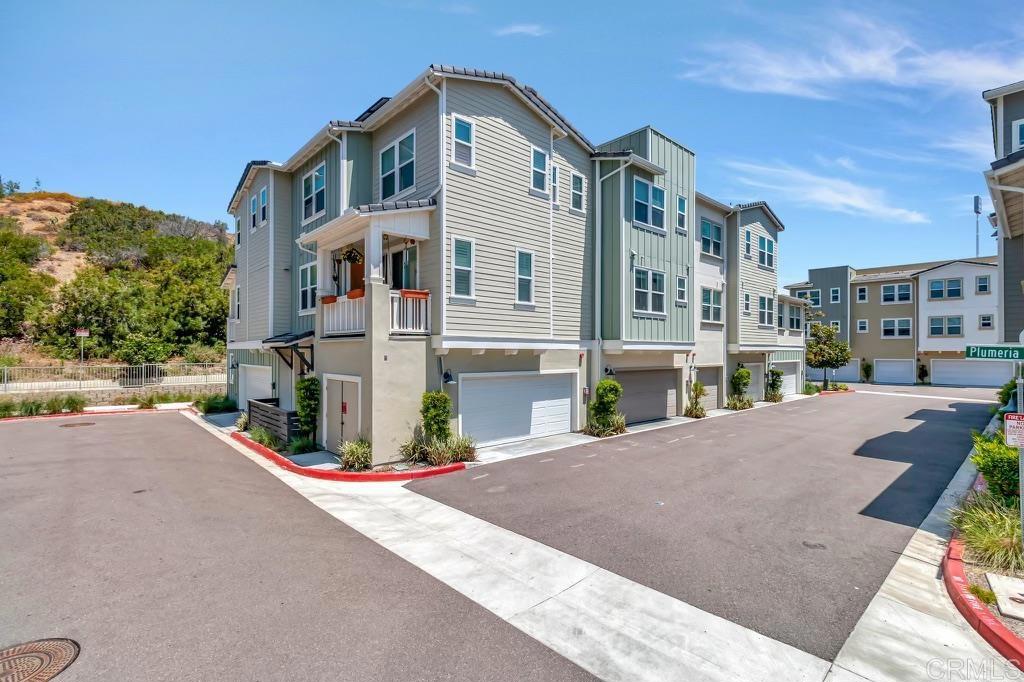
[
  {"xmin": 295, "ymin": 375, "xmax": 320, "ymax": 438},
  {"xmin": 684, "ymin": 380, "xmax": 707, "ymax": 418},
  {"xmin": 805, "ymin": 323, "xmax": 852, "ymax": 390},
  {"xmin": 421, "ymin": 391, "xmax": 452, "ymax": 441},
  {"xmin": 588, "ymin": 378, "xmax": 623, "ymax": 427},
  {"xmin": 730, "ymin": 365, "xmax": 752, "ymax": 397}
]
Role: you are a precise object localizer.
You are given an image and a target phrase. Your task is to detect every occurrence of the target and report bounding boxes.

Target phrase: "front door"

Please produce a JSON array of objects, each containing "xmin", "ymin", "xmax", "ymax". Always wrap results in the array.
[{"xmin": 325, "ymin": 378, "xmax": 361, "ymax": 453}]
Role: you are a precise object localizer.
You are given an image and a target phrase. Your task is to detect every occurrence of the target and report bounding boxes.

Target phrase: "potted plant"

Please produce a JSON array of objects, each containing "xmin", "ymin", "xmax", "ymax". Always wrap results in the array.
[{"xmin": 341, "ymin": 247, "xmax": 363, "ymax": 264}]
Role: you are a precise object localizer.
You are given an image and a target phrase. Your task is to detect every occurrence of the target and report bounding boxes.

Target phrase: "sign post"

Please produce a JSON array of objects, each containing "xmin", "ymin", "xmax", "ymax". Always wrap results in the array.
[{"xmin": 74, "ymin": 328, "xmax": 89, "ymax": 365}]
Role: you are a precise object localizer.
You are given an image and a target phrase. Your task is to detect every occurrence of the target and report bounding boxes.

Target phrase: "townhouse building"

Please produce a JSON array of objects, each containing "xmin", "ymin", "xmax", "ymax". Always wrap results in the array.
[
  {"xmin": 983, "ymin": 80, "xmax": 1024, "ymax": 344},
  {"xmin": 223, "ymin": 64, "xmax": 805, "ymax": 462},
  {"xmin": 787, "ymin": 256, "xmax": 1003, "ymax": 386}
]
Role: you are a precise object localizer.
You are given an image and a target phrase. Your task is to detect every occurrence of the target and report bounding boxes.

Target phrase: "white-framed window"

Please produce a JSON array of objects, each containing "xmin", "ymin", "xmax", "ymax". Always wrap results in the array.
[
  {"xmin": 234, "ymin": 216, "xmax": 241, "ymax": 245},
  {"xmin": 980, "ymin": 313, "xmax": 994, "ymax": 330},
  {"xmin": 570, "ymin": 173, "xmax": 585, "ymax": 212},
  {"xmin": 830, "ymin": 320, "xmax": 841, "ymax": 332},
  {"xmin": 515, "ymin": 248, "xmax": 534, "ymax": 304},
  {"xmin": 298, "ymin": 262, "xmax": 317, "ymax": 312},
  {"xmin": 743, "ymin": 293, "xmax": 751, "ymax": 313},
  {"xmin": 757, "ymin": 236, "xmax": 775, "ymax": 268},
  {"xmin": 551, "ymin": 165, "xmax": 559, "ymax": 205},
  {"xmin": 856, "ymin": 286, "xmax": 867, "ymax": 302},
  {"xmin": 928, "ymin": 278, "xmax": 962, "ymax": 300},
  {"xmin": 758, "ymin": 296, "xmax": 775, "ymax": 326},
  {"xmin": 250, "ymin": 195, "xmax": 257, "ymax": 230},
  {"xmin": 634, "ymin": 267, "xmax": 666, "ymax": 314},
  {"xmin": 633, "ymin": 177, "xmax": 665, "ymax": 229},
  {"xmin": 929, "ymin": 315, "xmax": 962, "ymax": 336},
  {"xmin": 744, "ymin": 230, "xmax": 751, "ymax": 256},
  {"xmin": 676, "ymin": 196, "xmax": 687, "ymax": 233},
  {"xmin": 701, "ymin": 287, "xmax": 722, "ymax": 322},
  {"xmin": 830, "ymin": 287, "xmax": 840, "ymax": 303},
  {"xmin": 798, "ymin": 289, "xmax": 821, "ymax": 307},
  {"xmin": 452, "ymin": 115, "xmax": 474, "ymax": 168},
  {"xmin": 856, "ymin": 319, "xmax": 868, "ymax": 333},
  {"xmin": 233, "ymin": 286, "xmax": 241, "ymax": 320},
  {"xmin": 788, "ymin": 305, "xmax": 801, "ymax": 330},
  {"xmin": 1014, "ymin": 119, "xmax": 1024, "ymax": 153},
  {"xmin": 700, "ymin": 219, "xmax": 723, "ymax": 257},
  {"xmin": 452, "ymin": 237, "xmax": 474, "ymax": 299},
  {"xmin": 302, "ymin": 162, "xmax": 326, "ymax": 223},
  {"xmin": 381, "ymin": 130, "xmax": 416, "ymax": 200},
  {"xmin": 259, "ymin": 186, "xmax": 268, "ymax": 224},
  {"xmin": 676, "ymin": 275, "xmax": 687, "ymax": 304},
  {"xmin": 778, "ymin": 303, "xmax": 785, "ymax": 328},
  {"xmin": 882, "ymin": 283, "xmax": 912, "ymax": 303},
  {"xmin": 881, "ymin": 317, "xmax": 912, "ymax": 338},
  {"xmin": 976, "ymin": 275, "xmax": 991, "ymax": 294},
  {"xmin": 531, "ymin": 146, "xmax": 548, "ymax": 193}
]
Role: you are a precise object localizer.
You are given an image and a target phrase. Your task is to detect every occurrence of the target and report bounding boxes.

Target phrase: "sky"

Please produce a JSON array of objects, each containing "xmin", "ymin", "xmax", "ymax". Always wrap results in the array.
[{"xmin": 3, "ymin": 0, "xmax": 1022, "ymax": 288}]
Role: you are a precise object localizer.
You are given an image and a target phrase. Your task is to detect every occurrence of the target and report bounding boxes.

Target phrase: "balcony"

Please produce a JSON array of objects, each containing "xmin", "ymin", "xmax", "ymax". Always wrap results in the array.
[
  {"xmin": 390, "ymin": 290, "xmax": 430, "ymax": 335},
  {"xmin": 322, "ymin": 290, "xmax": 430, "ymax": 337},
  {"xmin": 323, "ymin": 296, "xmax": 366, "ymax": 336}
]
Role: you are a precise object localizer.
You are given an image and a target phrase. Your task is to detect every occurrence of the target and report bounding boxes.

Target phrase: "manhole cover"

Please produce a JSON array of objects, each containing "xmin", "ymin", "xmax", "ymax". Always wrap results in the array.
[
  {"xmin": 0, "ymin": 639, "xmax": 79, "ymax": 681},
  {"xmin": 57, "ymin": 422, "xmax": 94, "ymax": 429}
]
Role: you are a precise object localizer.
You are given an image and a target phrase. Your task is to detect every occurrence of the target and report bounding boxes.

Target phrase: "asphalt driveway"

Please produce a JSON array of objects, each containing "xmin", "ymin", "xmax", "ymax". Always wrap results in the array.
[
  {"xmin": 408, "ymin": 390, "xmax": 993, "ymax": 661},
  {"xmin": 0, "ymin": 412, "xmax": 592, "ymax": 681}
]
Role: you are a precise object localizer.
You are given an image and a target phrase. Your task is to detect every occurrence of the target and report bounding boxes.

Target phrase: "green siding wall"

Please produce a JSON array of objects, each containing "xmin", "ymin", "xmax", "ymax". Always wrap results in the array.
[
  {"xmin": 771, "ymin": 349, "xmax": 803, "ymax": 363},
  {"xmin": 227, "ymin": 349, "xmax": 277, "ymax": 401}
]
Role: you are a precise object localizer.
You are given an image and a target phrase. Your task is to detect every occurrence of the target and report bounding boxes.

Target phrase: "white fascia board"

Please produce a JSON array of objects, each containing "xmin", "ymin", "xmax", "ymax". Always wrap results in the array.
[
  {"xmin": 228, "ymin": 163, "xmax": 285, "ymax": 213},
  {"xmin": 727, "ymin": 343, "xmax": 805, "ymax": 353},
  {"xmin": 431, "ymin": 335, "xmax": 597, "ymax": 351},
  {"xmin": 603, "ymin": 340, "xmax": 695, "ymax": 352},
  {"xmin": 228, "ymin": 340, "xmax": 264, "ymax": 350}
]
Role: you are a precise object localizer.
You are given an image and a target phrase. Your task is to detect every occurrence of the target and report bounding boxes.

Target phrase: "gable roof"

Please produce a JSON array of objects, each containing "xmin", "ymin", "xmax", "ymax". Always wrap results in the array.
[
  {"xmin": 983, "ymin": 80, "xmax": 1024, "ymax": 101},
  {"xmin": 735, "ymin": 201, "xmax": 785, "ymax": 231},
  {"xmin": 912, "ymin": 259, "xmax": 998, "ymax": 276}
]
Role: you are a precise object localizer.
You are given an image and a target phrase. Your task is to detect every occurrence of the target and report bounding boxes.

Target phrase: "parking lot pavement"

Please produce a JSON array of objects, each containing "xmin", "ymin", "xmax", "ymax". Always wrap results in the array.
[
  {"xmin": 0, "ymin": 412, "xmax": 593, "ymax": 681},
  {"xmin": 843, "ymin": 383, "xmax": 998, "ymax": 402},
  {"xmin": 408, "ymin": 391, "xmax": 992, "ymax": 661}
]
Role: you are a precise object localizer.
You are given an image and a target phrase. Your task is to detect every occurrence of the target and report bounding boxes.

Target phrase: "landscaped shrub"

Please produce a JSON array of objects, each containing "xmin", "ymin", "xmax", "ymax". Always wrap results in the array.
[
  {"xmin": 950, "ymin": 491, "xmax": 1024, "ymax": 572},
  {"xmin": 295, "ymin": 376, "xmax": 320, "ymax": 438},
  {"xmin": 970, "ymin": 431, "xmax": 1019, "ymax": 506},
  {"xmin": 43, "ymin": 395, "xmax": 66, "ymax": 414},
  {"xmin": 0, "ymin": 399, "xmax": 15, "ymax": 418},
  {"xmin": 861, "ymin": 361, "xmax": 873, "ymax": 383},
  {"xmin": 62, "ymin": 394, "xmax": 87, "ymax": 413},
  {"xmin": 730, "ymin": 365, "xmax": 752, "ymax": 397},
  {"xmin": 18, "ymin": 398, "xmax": 43, "ymax": 416},
  {"xmin": 683, "ymin": 380, "xmax": 707, "ymax": 418},
  {"xmin": 195, "ymin": 394, "xmax": 236, "ymax": 414},
  {"xmin": 585, "ymin": 378, "xmax": 626, "ymax": 436},
  {"xmin": 235, "ymin": 411, "xmax": 249, "ymax": 431},
  {"xmin": 288, "ymin": 436, "xmax": 319, "ymax": 454},
  {"xmin": 137, "ymin": 393, "xmax": 158, "ymax": 409},
  {"xmin": 250, "ymin": 426, "xmax": 281, "ymax": 450},
  {"xmin": 339, "ymin": 438, "xmax": 372, "ymax": 471},
  {"xmin": 726, "ymin": 395, "xmax": 754, "ymax": 411},
  {"xmin": 803, "ymin": 381, "xmax": 821, "ymax": 395},
  {"xmin": 421, "ymin": 391, "xmax": 452, "ymax": 441},
  {"xmin": 835, "ymin": 383, "xmax": 849, "ymax": 392},
  {"xmin": 583, "ymin": 413, "xmax": 627, "ymax": 437},
  {"xmin": 400, "ymin": 431, "xmax": 476, "ymax": 465},
  {"xmin": 998, "ymin": 379, "xmax": 1018, "ymax": 406},
  {"xmin": 765, "ymin": 369, "xmax": 784, "ymax": 403}
]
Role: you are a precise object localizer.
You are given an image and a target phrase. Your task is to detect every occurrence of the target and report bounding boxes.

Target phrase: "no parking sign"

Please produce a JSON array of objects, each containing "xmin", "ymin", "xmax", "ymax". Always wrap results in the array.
[{"xmin": 1005, "ymin": 413, "xmax": 1024, "ymax": 447}]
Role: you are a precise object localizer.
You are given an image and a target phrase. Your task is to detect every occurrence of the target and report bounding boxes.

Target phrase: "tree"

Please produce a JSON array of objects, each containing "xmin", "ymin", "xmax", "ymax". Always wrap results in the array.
[
  {"xmin": 2, "ymin": 179, "xmax": 20, "ymax": 196},
  {"xmin": 805, "ymin": 323, "xmax": 853, "ymax": 390}
]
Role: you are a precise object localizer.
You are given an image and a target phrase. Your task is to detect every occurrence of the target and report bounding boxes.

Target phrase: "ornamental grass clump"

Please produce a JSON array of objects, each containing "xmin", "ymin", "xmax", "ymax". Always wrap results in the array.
[
  {"xmin": 43, "ymin": 395, "xmax": 66, "ymax": 414},
  {"xmin": 339, "ymin": 438, "xmax": 373, "ymax": 471},
  {"xmin": 62, "ymin": 394, "xmax": 87, "ymax": 413},
  {"xmin": 18, "ymin": 399, "xmax": 43, "ymax": 416},
  {"xmin": 249, "ymin": 425, "xmax": 280, "ymax": 450},
  {"xmin": 950, "ymin": 491, "xmax": 1024, "ymax": 573},
  {"xmin": 683, "ymin": 381, "xmax": 707, "ymax": 419}
]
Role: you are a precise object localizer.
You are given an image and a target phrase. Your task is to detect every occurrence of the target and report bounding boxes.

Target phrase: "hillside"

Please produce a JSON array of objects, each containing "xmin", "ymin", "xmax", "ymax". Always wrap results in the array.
[{"xmin": 0, "ymin": 192, "xmax": 85, "ymax": 284}]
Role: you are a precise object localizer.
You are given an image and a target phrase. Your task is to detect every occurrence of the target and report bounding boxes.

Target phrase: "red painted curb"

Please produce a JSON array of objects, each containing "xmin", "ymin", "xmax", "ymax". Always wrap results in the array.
[
  {"xmin": 229, "ymin": 431, "xmax": 466, "ymax": 482},
  {"xmin": 0, "ymin": 408, "xmax": 168, "ymax": 423},
  {"xmin": 943, "ymin": 535, "xmax": 1024, "ymax": 670}
]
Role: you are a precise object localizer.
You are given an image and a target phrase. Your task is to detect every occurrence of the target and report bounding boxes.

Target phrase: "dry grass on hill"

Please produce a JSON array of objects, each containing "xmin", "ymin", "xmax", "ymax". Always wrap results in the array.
[{"xmin": 0, "ymin": 193, "xmax": 86, "ymax": 285}]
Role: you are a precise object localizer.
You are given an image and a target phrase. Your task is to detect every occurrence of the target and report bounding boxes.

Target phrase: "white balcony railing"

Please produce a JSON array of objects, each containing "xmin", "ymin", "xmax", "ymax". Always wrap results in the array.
[
  {"xmin": 390, "ymin": 291, "xmax": 430, "ymax": 335},
  {"xmin": 323, "ymin": 296, "xmax": 366, "ymax": 335}
]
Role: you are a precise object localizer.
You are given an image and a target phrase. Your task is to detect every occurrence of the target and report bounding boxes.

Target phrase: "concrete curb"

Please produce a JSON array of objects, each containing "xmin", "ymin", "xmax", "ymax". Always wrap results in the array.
[
  {"xmin": 0, "ymin": 408, "xmax": 169, "ymax": 423},
  {"xmin": 228, "ymin": 431, "xmax": 466, "ymax": 482}
]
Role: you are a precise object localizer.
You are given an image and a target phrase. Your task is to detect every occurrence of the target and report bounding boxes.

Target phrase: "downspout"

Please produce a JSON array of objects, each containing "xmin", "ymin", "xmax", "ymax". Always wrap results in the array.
[{"xmin": 549, "ymin": 127, "xmax": 555, "ymax": 338}]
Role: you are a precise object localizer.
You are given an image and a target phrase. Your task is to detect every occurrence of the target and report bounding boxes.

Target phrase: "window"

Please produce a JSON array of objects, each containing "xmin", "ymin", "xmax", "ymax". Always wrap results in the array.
[
  {"xmin": 700, "ymin": 219, "xmax": 723, "ymax": 257},
  {"xmin": 788, "ymin": 305, "xmax": 801, "ymax": 330},
  {"xmin": 634, "ymin": 268, "xmax": 666, "ymax": 314},
  {"xmin": 250, "ymin": 195, "xmax": 257, "ymax": 230},
  {"xmin": 856, "ymin": 319, "xmax": 868, "ymax": 333},
  {"xmin": 976, "ymin": 275, "xmax": 991, "ymax": 294},
  {"xmin": 930, "ymin": 316, "xmax": 962, "ymax": 336},
  {"xmin": 381, "ymin": 131, "xmax": 415, "ymax": 200},
  {"xmin": 830, "ymin": 320, "xmax": 841, "ymax": 332},
  {"xmin": 743, "ymin": 293, "xmax": 751, "ymax": 313},
  {"xmin": 515, "ymin": 249, "xmax": 533, "ymax": 304},
  {"xmin": 757, "ymin": 296, "xmax": 775, "ymax": 326},
  {"xmin": 570, "ymin": 173, "xmax": 585, "ymax": 212},
  {"xmin": 798, "ymin": 289, "xmax": 821, "ymax": 307},
  {"xmin": 882, "ymin": 318, "xmax": 912, "ymax": 338},
  {"xmin": 452, "ymin": 116, "xmax": 474, "ymax": 167},
  {"xmin": 452, "ymin": 238, "xmax": 474, "ymax": 298},
  {"xmin": 298, "ymin": 262, "xmax": 317, "ymax": 312},
  {"xmin": 744, "ymin": 230, "xmax": 751, "ymax": 256},
  {"xmin": 302, "ymin": 163, "xmax": 326, "ymax": 222},
  {"xmin": 531, "ymin": 146, "xmax": 548, "ymax": 192},
  {"xmin": 701, "ymin": 287, "xmax": 722, "ymax": 322},
  {"xmin": 633, "ymin": 178, "xmax": 665, "ymax": 229},
  {"xmin": 233, "ymin": 286, "xmax": 241, "ymax": 320},
  {"xmin": 259, "ymin": 186, "xmax": 268, "ymax": 224},
  {"xmin": 929, "ymin": 278, "xmax": 962, "ymax": 300},
  {"xmin": 882, "ymin": 283, "xmax": 912, "ymax": 303},
  {"xmin": 234, "ymin": 216, "xmax": 241, "ymax": 245},
  {"xmin": 778, "ymin": 303, "xmax": 785, "ymax": 328},
  {"xmin": 757, "ymin": 236, "xmax": 775, "ymax": 268},
  {"xmin": 980, "ymin": 314, "xmax": 994, "ymax": 330},
  {"xmin": 676, "ymin": 196, "xmax": 687, "ymax": 233},
  {"xmin": 1014, "ymin": 119, "xmax": 1024, "ymax": 153},
  {"xmin": 856, "ymin": 286, "xmax": 867, "ymax": 302},
  {"xmin": 830, "ymin": 287, "xmax": 840, "ymax": 304},
  {"xmin": 676, "ymin": 275, "xmax": 687, "ymax": 304},
  {"xmin": 551, "ymin": 166, "xmax": 559, "ymax": 205}
]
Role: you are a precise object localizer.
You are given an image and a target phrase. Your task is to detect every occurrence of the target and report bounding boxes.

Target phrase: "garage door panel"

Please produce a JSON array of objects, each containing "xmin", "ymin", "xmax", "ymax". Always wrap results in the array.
[
  {"xmin": 617, "ymin": 370, "xmax": 676, "ymax": 424},
  {"xmin": 874, "ymin": 359, "xmax": 914, "ymax": 385},
  {"xmin": 775, "ymin": 362, "xmax": 799, "ymax": 395},
  {"xmin": 239, "ymin": 365, "xmax": 273, "ymax": 410},
  {"xmin": 931, "ymin": 360, "xmax": 1013, "ymax": 387},
  {"xmin": 461, "ymin": 374, "xmax": 572, "ymax": 446}
]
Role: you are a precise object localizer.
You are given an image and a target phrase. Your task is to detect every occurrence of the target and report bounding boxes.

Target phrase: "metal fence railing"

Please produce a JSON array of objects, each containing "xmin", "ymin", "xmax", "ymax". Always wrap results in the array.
[{"xmin": 0, "ymin": 363, "xmax": 227, "ymax": 394}]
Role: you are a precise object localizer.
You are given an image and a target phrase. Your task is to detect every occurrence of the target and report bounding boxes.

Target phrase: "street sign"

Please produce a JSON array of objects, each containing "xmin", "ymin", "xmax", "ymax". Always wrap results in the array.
[
  {"xmin": 74, "ymin": 328, "xmax": 90, "ymax": 338},
  {"xmin": 1007, "ymin": 413, "xmax": 1024, "ymax": 447},
  {"xmin": 965, "ymin": 345, "xmax": 1024, "ymax": 360}
]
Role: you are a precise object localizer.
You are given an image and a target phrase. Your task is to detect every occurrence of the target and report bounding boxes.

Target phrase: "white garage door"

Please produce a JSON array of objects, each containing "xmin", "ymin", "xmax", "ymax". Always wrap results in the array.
[
  {"xmin": 807, "ymin": 358, "xmax": 860, "ymax": 383},
  {"xmin": 775, "ymin": 362, "xmax": 799, "ymax": 395},
  {"xmin": 239, "ymin": 365, "xmax": 273, "ymax": 411},
  {"xmin": 931, "ymin": 359, "xmax": 1013, "ymax": 388},
  {"xmin": 460, "ymin": 373, "xmax": 573, "ymax": 446},
  {"xmin": 874, "ymin": 359, "xmax": 915, "ymax": 385}
]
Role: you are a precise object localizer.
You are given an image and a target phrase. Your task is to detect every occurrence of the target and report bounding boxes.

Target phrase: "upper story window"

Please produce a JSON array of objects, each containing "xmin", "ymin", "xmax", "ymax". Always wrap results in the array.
[
  {"xmin": 531, "ymin": 147, "xmax": 548, "ymax": 193},
  {"xmin": 700, "ymin": 219, "xmax": 723, "ymax": 258},
  {"xmin": 928, "ymin": 278, "xmax": 962, "ymax": 300},
  {"xmin": 743, "ymin": 293, "xmax": 750, "ymax": 313},
  {"xmin": 1014, "ymin": 119, "xmax": 1024, "ymax": 153},
  {"xmin": 571, "ymin": 173, "xmax": 585, "ymax": 212},
  {"xmin": 744, "ymin": 230, "xmax": 751, "ymax": 256},
  {"xmin": 234, "ymin": 216, "xmax": 241, "ymax": 245},
  {"xmin": 298, "ymin": 262, "xmax": 317, "ymax": 313},
  {"xmin": 830, "ymin": 320, "xmax": 841, "ymax": 332},
  {"xmin": 980, "ymin": 314, "xmax": 994, "ymax": 330},
  {"xmin": 976, "ymin": 275, "xmax": 991, "ymax": 294},
  {"xmin": 232, "ymin": 286, "xmax": 241, "ymax": 320},
  {"xmin": 830, "ymin": 287, "xmax": 840, "ymax": 304},
  {"xmin": 633, "ymin": 178, "xmax": 665, "ymax": 230},
  {"xmin": 798, "ymin": 289, "xmax": 821, "ymax": 307},
  {"xmin": 788, "ymin": 306, "xmax": 801, "ymax": 330},
  {"xmin": 381, "ymin": 131, "xmax": 415, "ymax": 200},
  {"xmin": 701, "ymin": 287, "xmax": 722, "ymax": 322},
  {"xmin": 758, "ymin": 236, "xmax": 775, "ymax": 268},
  {"xmin": 777, "ymin": 303, "xmax": 785, "ymax": 329},
  {"xmin": 452, "ymin": 237, "xmax": 474, "ymax": 299},
  {"xmin": 302, "ymin": 163, "xmax": 326, "ymax": 223},
  {"xmin": 250, "ymin": 195, "xmax": 257, "ymax": 230},
  {"xmin": 857, "ymin": 319, "xmax": 869, "ymax": 333},
  {"xmin": 929, "ymin": 315, "xmax": 962, "ymax": 337},
  {"xmin": 676, "ymin": 276, "xmax": 687, "ymax": 304},
  {"xmin": 882, "ymin": 282, "xmax": 912, "ymax": 303},
  {"xmin": 515, "ymin": 249, "xmax": 534, "ymax": 304},
  {"xmin": 452, "ymin": 116, "xmax": 474, "ymax": 168},
  {"xmin": 634, "ymin": 267, "xmax": 666, "ymax": 315},
  {"xmin": 757, "ymin": 296, "xmax": 774, "ymax": 326},
  {"xmin": 676, "ymin": 197, "xmax": 687, "ymax": 233},
  {"xmin": 551, "ymin": 166, "xmax": 560, "ymax": 205},
  {"xmin": 856, "ymin": 286, "xmax": 867, "ymax": 302},
  {"xmin": 259, "ymin": 186, "xmax": 268, "ymax": 224},
  {"xmin": 881, "ymin": 317, "xmax": 912, "ymax": 338}
]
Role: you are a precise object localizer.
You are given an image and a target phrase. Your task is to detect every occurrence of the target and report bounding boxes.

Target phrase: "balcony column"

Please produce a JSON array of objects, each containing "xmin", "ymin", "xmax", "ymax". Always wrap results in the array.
[
  {"xmin": 365, "ymin": 222, "xmax": 385, "ymax": 284},
  {"xmin": 316, "ymin": 246, "xmax": 336, "ymax": 296}
]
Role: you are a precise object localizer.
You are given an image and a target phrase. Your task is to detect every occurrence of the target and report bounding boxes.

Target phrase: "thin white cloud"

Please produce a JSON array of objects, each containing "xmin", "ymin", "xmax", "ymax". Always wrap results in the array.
[
  {"xmin": 493, "ymin": 23, "xmax": 550, "ymax": 38},
  {"xmin": 439, "ymin": 2, "xmax": 476, "ymax": 14},
  {"xmin": 927, "ymin": 126, "xmax": 995, "ymax": 167},
  {"xmin": 815, "ymin": 154, "xmax": 859, "ymax": 172},
  {"xmin": 680, "ymin": 11, "xmax": 1024, "ymax": 100},
  {"xmin": 723, "ymin": 160, "xmax": 929, "ymax": 224}
]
